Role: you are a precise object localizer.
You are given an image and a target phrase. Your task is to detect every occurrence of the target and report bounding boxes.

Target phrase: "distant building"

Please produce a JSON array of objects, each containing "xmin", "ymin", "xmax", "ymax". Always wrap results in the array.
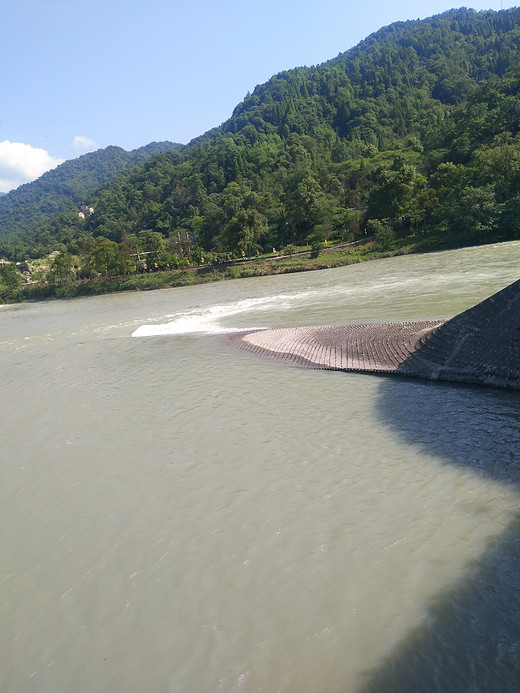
[
  {"xmin": 78, "ymin": 205, "xmax": 94, "ymax": 218},
  {"xmin": 16, "ymin": 261, "xmax": 31, "ymax": 276}
]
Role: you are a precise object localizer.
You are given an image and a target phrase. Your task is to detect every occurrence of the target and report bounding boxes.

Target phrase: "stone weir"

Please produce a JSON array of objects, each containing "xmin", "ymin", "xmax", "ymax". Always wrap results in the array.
[{"xmin": 225, "ymin": 279, "xmax": 520, "ymax": 390}]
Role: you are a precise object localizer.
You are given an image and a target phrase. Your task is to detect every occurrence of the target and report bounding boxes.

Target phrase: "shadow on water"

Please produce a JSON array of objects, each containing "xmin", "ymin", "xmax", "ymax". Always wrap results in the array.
[{"xmin": 360, "ymin": 379, "xmax": 520, "ymax": 693}]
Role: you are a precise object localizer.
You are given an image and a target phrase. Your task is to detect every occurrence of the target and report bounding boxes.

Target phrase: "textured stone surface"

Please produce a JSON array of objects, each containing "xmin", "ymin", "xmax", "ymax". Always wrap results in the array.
[{"xmin": 226, "ymin": 279, "xmax": 520, "ymax": 389}]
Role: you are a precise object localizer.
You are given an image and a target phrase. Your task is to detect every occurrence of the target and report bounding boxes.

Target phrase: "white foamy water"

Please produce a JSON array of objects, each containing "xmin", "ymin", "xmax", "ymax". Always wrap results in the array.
[
  {"xmin": 2, "ymin": 241, "xmax": 520, "ymax": 693},
  {"xmin": 131, "ymin": 290, "xmax": 328, "ymax": 336}
]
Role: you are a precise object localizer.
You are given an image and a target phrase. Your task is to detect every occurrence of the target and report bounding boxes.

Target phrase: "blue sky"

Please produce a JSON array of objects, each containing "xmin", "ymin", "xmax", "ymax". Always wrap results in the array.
[{"xmin": 0, "ymin": 0, "xmax": 516, "ymax": 192}]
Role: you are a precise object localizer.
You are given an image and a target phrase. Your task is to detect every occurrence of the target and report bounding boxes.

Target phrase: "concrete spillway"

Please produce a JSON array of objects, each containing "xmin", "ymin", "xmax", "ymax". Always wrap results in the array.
[{"xmin": 226, "ymin": 279, "xmax": 520, "ymax": 390}]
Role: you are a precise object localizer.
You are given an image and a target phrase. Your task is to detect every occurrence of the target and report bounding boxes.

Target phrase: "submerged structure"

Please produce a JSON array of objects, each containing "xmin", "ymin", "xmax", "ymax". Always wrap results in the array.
[{"xmin": 227, "ymin": 279, "xmax": 520, "ymax": 390}]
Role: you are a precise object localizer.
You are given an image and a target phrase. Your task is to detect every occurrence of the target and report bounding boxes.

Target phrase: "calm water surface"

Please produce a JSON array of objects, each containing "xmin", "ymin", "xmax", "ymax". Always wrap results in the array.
[{"xmin": 1, "ymin": 242, "xmax": 520, "ymax": 692}]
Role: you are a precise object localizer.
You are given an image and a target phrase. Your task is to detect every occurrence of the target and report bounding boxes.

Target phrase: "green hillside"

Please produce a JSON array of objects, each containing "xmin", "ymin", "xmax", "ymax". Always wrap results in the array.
[
  {"xmin": 0, "ymin": 142, "xmax": 182, "ymax": 252},
  {"xmin": 2, "ymin": 7, "xmax": 520, "ymax": 270}
]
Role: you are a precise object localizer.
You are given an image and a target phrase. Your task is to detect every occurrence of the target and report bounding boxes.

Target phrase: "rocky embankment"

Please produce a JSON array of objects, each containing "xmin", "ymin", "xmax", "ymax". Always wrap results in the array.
[{"xmin": 226, "ymin": 280, "xmax": 520, "ymax": 390}]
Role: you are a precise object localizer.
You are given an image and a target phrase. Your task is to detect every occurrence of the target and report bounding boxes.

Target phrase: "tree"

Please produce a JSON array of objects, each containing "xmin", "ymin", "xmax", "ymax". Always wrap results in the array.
[
  {"xmin": 364, "ymin": 162, "xmax": 422, "ymax": 225},
  {"xmin": 367, "ymin": 218, "xmax": 395, "ymax": 248},
  {"xmin": 49, "ymin": 252, "xmax": 76, "ymax": 285},
  {"xmin": 91, "ymin": 238, "xmax": 129, "ymax": 276},
  {"xmin": 0, "ymin": 262, "xmax": 22, "ymax": 291},
  {"xmin": 235, "ymin": 209, "xmax": 266, "ymax": 257},
  {"xmin": 136, "ymin": 230, "xmax": 172, "ymax": 269},
  {"xmin": 450, "ymin": 184, "xmax": 503, "ymax": 242},
  {"xmin": 284, "ymin": 168, "xmax": 326, "ymax": 245}
]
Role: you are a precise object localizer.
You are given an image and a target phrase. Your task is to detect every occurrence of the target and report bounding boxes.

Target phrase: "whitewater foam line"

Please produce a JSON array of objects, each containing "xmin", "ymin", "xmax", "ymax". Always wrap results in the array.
[
  {"xmin": 131, "ymin": 288, "xmax": 333, "ymax": 337},
  {"xmin": 132, "ymin": 323, "xmax": 256, "ymax": 337}
]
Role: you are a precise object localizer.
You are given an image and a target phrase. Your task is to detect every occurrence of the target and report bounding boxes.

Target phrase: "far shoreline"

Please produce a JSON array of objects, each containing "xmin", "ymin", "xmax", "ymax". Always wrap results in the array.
[{"xmin": 0, "ymin": 236, "xmax": 512, "ymax": 305}]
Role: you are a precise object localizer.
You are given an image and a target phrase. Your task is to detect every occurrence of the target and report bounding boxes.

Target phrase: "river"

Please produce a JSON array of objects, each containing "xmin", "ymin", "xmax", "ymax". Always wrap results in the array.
[{"xmin": 1, "ymin": 242, "xmax": 520, "ymax": 692}]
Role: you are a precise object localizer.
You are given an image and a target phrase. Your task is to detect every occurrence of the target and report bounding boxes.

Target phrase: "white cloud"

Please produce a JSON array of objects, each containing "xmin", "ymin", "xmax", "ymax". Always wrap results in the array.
[
  {"xmin": 0, "ymin": 140, "xmax": 64, "ymax": 193},
  {"xmin": 73, "ymin": 135, "xmax": 98, "ymax": 151}
]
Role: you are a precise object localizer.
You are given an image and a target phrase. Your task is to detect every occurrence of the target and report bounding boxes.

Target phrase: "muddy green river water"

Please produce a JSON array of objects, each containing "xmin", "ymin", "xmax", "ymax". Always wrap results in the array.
[{"xmin": 1, "ymin": 242, "xmax": 520, "ymax": 692}]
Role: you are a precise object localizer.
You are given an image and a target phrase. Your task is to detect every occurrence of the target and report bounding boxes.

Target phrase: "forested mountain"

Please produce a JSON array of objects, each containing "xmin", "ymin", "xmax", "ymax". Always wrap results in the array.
[
  {"xmin": 0, "ymin": 141, "xmax": 182, "ymax": 249},
  {"xmin": 3, "ymin": 7, "xmax": 520, "ymax": 265}
]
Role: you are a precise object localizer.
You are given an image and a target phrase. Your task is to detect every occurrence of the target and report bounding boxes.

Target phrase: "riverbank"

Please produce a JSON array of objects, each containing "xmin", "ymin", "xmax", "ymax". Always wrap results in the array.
[
  {"xmin": 0, "ymin": 239, "xmax": 413, "ymax": 304},
  {"xmin": 0, "ymin": 234, "xmax": 465, "ymax": 304}
]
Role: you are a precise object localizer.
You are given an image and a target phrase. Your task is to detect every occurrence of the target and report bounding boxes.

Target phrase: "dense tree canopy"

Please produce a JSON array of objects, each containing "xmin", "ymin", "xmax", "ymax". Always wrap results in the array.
[
  {"xmin": 3, "ymin": 8, "xmax": 520, "ymax": 265},
  {"xmin": 0, "ymin": 142, "xmax": 182, "ymax": 246}
]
